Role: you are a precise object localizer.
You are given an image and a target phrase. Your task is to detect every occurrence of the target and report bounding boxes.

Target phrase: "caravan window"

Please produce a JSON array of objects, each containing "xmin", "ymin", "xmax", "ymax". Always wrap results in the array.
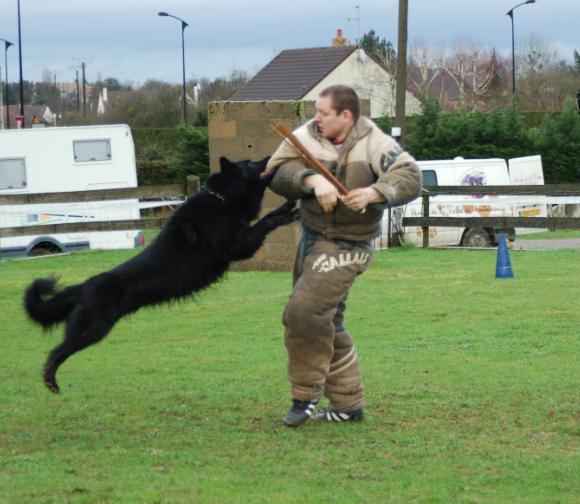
[
  {"xmin": 0, "ymin": 157, "xmax": 27, "ymax": 190},
  {"xmin": 73, "ymin": 139, "xmax": 112, "ymax": 162},
  {"xmin": 422, "ymin": 169, "xmax": 438, "ymax": 186}
]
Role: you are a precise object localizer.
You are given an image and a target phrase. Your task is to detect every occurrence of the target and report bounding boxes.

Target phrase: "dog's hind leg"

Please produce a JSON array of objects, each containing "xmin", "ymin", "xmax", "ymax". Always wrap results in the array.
[{"xmin": 43, "ymin": 305, "xmax": 115, "ymax": 394}]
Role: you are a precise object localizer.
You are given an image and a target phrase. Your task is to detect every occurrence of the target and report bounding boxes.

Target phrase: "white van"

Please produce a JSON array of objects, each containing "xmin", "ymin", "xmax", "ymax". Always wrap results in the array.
[
  {"xmin": 0, "ymin": 124, "xmax": 143, "ymax": 259},
  {"xmin": 377, "ymin": 155, "xmax": 547, "ymax": 248}
]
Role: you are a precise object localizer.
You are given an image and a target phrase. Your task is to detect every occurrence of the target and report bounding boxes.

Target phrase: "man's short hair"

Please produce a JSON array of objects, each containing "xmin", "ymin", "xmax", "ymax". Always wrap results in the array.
[{"xmin": 319, "ymin": 85, "xmax": 360, "ymax": 122}]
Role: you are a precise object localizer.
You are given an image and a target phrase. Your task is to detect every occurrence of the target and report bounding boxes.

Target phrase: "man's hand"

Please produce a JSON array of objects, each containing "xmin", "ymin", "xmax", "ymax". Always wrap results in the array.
[
  {"xmin": 344, "ymin": 187, "xmax": 384, "ymax": 212},
  {"xmin": 304, "ymin": 174, "xmax": 340, "ymax": 213}
]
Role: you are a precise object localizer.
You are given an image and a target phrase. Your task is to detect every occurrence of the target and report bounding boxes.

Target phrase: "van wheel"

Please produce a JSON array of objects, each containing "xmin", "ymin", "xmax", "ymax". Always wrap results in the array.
[
  {"xmin": 462, "ymin": 228, "xmax": 491, "ymax": 248},
  {"xmin": 28, "ymin": 243, "xmax": 62, "ymax": 257}
]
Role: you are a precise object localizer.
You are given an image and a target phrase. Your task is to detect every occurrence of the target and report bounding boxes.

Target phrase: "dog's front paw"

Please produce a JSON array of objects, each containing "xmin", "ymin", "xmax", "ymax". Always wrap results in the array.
[
  {"xmin": 265, "ymin": 200, "xmax": 297, "ymax": 219},
  {"xmin": 264, "ymin": 200, "xmax": 299, "ymax": 227}
]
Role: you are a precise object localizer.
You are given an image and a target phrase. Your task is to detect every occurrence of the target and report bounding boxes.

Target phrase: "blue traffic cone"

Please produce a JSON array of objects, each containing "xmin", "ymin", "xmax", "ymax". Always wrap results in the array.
[{"xmin": 495, "ymin": 234, "xmax": 514, "ymax": 279}]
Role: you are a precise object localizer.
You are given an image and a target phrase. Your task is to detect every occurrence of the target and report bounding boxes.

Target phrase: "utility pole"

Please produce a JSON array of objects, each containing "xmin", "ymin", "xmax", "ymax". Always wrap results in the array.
[
  {"xmin": 53, "ymin": 73, "xmax": 59, "ymax": 118},
  {"xmin": 82, "ymin": 61, "xmax": 86, "ymax": 117},
  {"xmin": 0, "ymin": 64, "xmax": 4, "ymax": 129},
  {"xmin": 75, "ymin": 70, "xmax": 80, "ymax": 112},
  {"xmin": 395, "ymin": 0, "xmax": 408, "ymax": 146},
  {"xmin": 17, "ymin": 0, "xmax": 24, "ymax": 118}
]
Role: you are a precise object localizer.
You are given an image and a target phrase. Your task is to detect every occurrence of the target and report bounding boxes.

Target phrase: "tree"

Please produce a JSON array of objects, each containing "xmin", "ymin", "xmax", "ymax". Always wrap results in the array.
[
  {"xmin": 512, "ymin": 37, "xmax": 580, "ymax": 112},
  {"xmin": 171, "ymin": 124, "xmax": 209, "ymax": 182},
  {"xmin": 408, "ymin": 41, "xmax": 441, "ymax": 100},
  {"xmin": 5, "ymin": 81, "xmax": 33, "ymax": 105},
  {"xmin": 529, "ymin": 98, "xmax": 580, "ymax": 183},
  {"xmin": 358, "ymin": 30, "xmax": 398, "ymax": 116},
  {"xmin": 100, "ymin": 80, "xmax": 182, "ymax": 128},
  {"xmin": 405, "ymin": 99, "xmax": 533, "ymax": 161},
  {"xmin": 103, "ymin": 77, "xmax": 131, "ymax": 91},
  {"xmin": 195, "ymin": 69, "xmax": 250, "ymax": 107},
  {"xmin": 359, "ymin": 30, "xmax": 397, "ymax": 72},
  {"xmin": 33, "ymin": 82, "xmax": 58, "ymax": 108},
  {"xmin": 572, "ymin": 49, "xmax": 580, "ymax": 74}
]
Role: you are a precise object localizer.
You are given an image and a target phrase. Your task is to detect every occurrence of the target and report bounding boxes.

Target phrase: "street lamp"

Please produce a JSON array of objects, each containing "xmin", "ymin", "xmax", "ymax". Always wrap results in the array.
[
  {"xmin": 506, "ymin": 0, "xmax": 536, "ymax": 97},
  {"xmin": 158, "ymin": 11, "xmax": 189, "ymax": 125},
  {"xmin": 0, "ymin": 38, "xmax": 13, "ymax": 129},
  {"xmin": 17, "ymin": 0, "xmax": 24, "ymax": 119}
]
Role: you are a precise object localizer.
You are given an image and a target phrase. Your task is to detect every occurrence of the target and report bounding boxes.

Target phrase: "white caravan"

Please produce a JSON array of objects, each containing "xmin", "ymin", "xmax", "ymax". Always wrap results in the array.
[
  {"xmin": 379, "ymin": 155, "xmax": 546, "ymax": 248},
  {"xmin": 0, "ymin": 124, "xmax": 143, "ymax": 259}
]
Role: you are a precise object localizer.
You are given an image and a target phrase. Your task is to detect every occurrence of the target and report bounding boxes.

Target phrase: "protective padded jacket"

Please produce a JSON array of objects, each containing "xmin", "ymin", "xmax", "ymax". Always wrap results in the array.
[{"xmin": 268, "ymin": 116, "xmax": 422, "ymax": 241}]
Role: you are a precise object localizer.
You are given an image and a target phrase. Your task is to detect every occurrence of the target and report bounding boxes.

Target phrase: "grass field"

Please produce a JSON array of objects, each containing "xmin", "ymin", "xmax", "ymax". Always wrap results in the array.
[
  {"xmin": 1, "ymin": 245, "xmax": 578, "ymax": 503},
  {"xmin": 516, "ymin": 229, "xmax": 580, "ymax": 240}
]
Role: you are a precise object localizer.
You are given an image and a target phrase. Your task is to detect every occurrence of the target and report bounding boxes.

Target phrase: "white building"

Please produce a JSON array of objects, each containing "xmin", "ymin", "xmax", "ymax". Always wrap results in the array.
[{"xmin": 232, "ymin": 39, "xmax": 420, "ymax": 118}]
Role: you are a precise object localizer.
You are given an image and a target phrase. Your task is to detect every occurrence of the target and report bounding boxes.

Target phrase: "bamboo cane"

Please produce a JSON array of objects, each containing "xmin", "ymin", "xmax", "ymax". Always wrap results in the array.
[{"xmin": 270, "ymin": 122, "xmax": 348, "ymax": 196}]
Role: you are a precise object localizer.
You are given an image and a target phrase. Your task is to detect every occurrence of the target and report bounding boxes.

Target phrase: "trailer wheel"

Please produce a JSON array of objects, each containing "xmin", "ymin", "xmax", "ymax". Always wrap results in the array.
[
  {"xmin": 28, "ymin": 242, "xmax": 63, "ymax": 257},
  {"xmin": 462, "ymin": 228, "xmax": 491, "ymax": 248}
]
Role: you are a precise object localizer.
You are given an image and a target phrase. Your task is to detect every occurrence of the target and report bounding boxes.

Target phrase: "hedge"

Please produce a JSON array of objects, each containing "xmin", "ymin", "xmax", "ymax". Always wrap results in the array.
[{"xmin": 131, "ymin": 102, "xmax": 579, "ymax": 186}]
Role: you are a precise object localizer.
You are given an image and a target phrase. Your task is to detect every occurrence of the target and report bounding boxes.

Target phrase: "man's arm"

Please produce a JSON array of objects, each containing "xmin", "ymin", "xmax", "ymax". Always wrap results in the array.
[
  {"xmin": 303, "ymin": 174, "xmax": 341, "ymax": 213},
  {"xmin": 343, "ymin": 187, "xmax": 385, "ymax": 212},
  {"xmin": 367, "ymin": 130, "xmax": 422, "ymax": 208}
]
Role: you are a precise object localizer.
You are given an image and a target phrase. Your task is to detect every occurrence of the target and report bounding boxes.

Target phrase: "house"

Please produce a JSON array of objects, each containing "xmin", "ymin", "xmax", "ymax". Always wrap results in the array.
[{"xmin": 231, "ymin": 31, "xmax": 421, "ymax": 118}]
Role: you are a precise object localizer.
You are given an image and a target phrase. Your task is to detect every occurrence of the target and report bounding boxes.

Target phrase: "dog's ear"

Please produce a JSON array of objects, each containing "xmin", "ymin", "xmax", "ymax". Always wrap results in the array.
[
  {"xmin": 220, "ymin": 156, "xmax": 240, "ymax": 177},
  {"xmin": 251, "ymin": 156, "xmax": 271, "ymax": 180}
]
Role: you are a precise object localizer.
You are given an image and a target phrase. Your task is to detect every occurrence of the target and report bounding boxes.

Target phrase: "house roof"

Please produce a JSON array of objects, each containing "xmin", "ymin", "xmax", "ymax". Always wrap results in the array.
[{"xmin": 231, "ymin": 46, "xmax": 357, "ymax": 101}]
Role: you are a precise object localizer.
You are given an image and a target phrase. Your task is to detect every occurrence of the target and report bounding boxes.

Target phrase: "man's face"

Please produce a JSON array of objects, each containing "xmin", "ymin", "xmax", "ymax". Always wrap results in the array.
[{"xmin": 313, "ymin": 96, "xmax": 353, "ymax": 142}]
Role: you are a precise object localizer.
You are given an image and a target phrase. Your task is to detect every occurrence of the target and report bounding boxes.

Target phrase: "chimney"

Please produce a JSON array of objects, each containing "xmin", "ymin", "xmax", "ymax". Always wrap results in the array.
[{"xmin": 332, "ymin": 28, "xmax": 349, "ymax": 47}]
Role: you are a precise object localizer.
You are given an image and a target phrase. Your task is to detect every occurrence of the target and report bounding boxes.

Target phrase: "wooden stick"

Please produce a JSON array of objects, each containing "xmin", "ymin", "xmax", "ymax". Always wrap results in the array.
[{"xmin": 270, "ymin": 123, "xmax": 348, "ymax": 196}]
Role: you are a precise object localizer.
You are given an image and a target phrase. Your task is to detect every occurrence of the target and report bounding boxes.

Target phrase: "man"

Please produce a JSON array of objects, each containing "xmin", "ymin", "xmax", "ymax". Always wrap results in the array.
[{"xmin": 266, "ymin": 85, "xmax": 421, "ymax": 426}]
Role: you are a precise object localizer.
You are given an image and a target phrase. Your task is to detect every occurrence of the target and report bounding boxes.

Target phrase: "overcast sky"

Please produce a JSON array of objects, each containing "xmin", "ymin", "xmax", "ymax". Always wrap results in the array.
[{"xmin": 1, "ymin": 0, "xmax": 578, "ymax": 86}]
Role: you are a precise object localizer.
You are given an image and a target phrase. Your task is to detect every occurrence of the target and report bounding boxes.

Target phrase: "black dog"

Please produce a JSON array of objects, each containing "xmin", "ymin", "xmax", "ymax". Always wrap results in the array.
[{"xmin": 24, "ymin": 156, "xmax": 297, "ymax": 394}]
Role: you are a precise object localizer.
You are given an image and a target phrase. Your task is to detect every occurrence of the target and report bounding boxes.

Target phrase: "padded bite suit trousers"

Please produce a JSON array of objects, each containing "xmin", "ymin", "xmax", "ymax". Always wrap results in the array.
[{"xmin": 283, "ymin": 230, "xmax": 372, "ymax": 412}]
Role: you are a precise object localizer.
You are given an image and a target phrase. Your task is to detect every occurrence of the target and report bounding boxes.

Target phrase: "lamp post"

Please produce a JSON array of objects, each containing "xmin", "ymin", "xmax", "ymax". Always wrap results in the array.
[
  {"xmin": 1, "ymin": 38, "xmax": 13, "ymax": 128},
  {"xmin": 507, "ymin": 0, "xmax": 536, "ymax": 97},
  {"xmin": 158, "ymin": 11, "xmax": 189, "ymax": 125},
  {"xmin": 17, "ymin": 0, "xmax": 24, "ymax": 118}
]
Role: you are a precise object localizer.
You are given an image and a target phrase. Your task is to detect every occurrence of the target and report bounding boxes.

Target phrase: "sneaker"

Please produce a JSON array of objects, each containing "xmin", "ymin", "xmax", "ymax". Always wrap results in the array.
[
  {"xmin": 283, "ymin": 399, "xmax": 319, "ymax": 427},
  {"xmin": 312, "ymin": 408, "xmax": 364, "ymax": 422}
]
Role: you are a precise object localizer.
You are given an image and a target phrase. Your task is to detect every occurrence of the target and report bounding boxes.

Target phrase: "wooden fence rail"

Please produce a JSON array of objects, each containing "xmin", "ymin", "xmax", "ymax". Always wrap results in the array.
[
  {"xmin": 402, "ymin": 184, "xmax": 580, "ymax": 248},
  {"xmin": 0, "ymin": 176, "xmax": 199, "ymax": 239},
  {"xmin": 2, "ymin": 180, "xmax": 580, "ymax": 246}
]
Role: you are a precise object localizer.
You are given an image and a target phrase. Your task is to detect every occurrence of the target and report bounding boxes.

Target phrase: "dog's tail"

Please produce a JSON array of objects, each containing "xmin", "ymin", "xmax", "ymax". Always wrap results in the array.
[{"xmin": 23, "ymin": 277, "xmax": 82, "ymax": 329}]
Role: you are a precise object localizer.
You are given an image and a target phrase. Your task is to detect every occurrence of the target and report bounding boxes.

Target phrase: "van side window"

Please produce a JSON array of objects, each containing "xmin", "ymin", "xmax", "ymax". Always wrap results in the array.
[
  {"xmin": 73, "ymin": 139, "xmax": 112, "ymax": 162},
  {"xmin": 422, "ymin": 169, "xmax": 437, "ymax": 186},
  {"xmin": 0, "ymin": 157, "xmax": 27, "ymax": 190}
]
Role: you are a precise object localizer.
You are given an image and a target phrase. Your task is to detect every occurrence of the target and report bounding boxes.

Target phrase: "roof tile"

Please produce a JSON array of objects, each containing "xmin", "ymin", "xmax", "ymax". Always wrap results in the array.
[{"xmin": 231, "ymin": 46, "xmax": 356, "ymax": 101}]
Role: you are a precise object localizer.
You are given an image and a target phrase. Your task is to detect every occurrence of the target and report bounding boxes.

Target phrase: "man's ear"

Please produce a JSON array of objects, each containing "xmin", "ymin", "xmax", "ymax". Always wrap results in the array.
[
  {"xmin": 341, "ymin": 109, "xmax": 354, "ymax": 122},
  {"xmin": 220, "ymin": 156, "xmax": 239, "ymax": 176}
]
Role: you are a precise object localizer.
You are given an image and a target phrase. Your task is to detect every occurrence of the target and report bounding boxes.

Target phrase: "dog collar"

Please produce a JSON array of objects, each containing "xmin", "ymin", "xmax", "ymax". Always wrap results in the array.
[{"xmin": 204, "ymin": 188, "xmax": 227, "ymax": 203}]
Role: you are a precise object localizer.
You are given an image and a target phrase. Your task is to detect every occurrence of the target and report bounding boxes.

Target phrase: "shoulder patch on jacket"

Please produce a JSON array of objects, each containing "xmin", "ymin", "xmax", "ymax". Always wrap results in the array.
[{"xmin": 380, "ymin": 147, "xmax": 404, "ymax": 173}]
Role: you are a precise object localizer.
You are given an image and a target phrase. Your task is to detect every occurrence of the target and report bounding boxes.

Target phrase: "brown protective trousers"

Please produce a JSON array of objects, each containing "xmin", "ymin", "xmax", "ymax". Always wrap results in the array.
[{"xmin": 283, "ymin": 229, "xmax": 372, "ymax": 412}]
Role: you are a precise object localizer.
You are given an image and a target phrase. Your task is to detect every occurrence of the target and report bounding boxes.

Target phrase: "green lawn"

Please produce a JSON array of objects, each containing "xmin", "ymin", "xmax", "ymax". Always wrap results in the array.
[
  {"xmin": 1, "ymin": 246, "xmax": 578, "ymax": 503},
  {"xmin": 516, "ymin": 229, "xmax": 580, "ymax": 240}
]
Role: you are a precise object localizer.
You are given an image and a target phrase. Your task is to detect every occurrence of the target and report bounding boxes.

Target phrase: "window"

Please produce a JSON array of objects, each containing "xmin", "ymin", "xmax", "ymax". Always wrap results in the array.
[
  {"xmin": 422, "ymin": 169, "xmax": 438, "ymax": 186},
  {"xmin": 73, "ymin": 139, "xmax": 112, "ymax": 162},
  {"xmin": 0, "ymin": 157, "xmax": 27, "ymax": 190}
]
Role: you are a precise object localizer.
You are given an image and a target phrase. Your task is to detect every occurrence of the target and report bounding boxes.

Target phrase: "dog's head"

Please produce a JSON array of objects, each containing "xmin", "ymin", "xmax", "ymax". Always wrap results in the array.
[
  {"xmin": 218, "ymin": 156, "xmax": 272, "ymax": 187},
  {"xmin": 205, "ymin": 156, "xmax": 272, "ymax": 220}
]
